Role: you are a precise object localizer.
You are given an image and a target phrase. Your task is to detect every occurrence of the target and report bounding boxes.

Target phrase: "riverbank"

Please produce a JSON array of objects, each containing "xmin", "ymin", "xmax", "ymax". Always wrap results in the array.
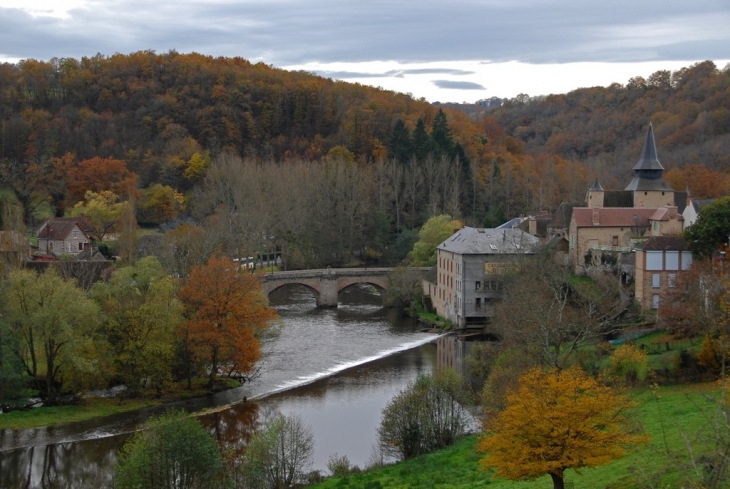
[
  {"xmin": 312, "ymin": 381, "xmax": 722, "ymax": 488},
  {"xmin": 0, "ymin": 377, "xmax": 241, "ymax": 430}
]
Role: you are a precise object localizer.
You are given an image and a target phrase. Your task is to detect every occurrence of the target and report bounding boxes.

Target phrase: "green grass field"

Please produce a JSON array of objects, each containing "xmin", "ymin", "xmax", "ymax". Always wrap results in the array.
[
  {"xmin": 312, "ymin": 382, "xmax": 722, "ymax": 488},
  {"xmin": 0, "ymin": 377, "xmax": 241, "ymax": 430}
]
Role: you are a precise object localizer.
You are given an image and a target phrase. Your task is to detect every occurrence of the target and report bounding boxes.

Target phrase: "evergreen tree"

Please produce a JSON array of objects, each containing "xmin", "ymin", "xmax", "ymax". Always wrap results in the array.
[
  {"xmin": 388, "ymin": 119, "xmax": 414, "ymax": 164},
  {"xmin": 430, "ymin": 109, "xmax": 455, "ymax": 158},
  {"xmin": 413, "ymin": 118, "xmax": 435, "ymax": 162}
]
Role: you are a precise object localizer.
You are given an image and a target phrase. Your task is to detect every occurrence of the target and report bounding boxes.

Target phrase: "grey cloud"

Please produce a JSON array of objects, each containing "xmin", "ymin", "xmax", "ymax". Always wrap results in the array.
[
  {"xmin": 0, "ymin": 1, "xmax": 728, "ymax": 66},
  {"xmin": 432, "ymin": 80, "xmax": 486, "ymax": 90}
]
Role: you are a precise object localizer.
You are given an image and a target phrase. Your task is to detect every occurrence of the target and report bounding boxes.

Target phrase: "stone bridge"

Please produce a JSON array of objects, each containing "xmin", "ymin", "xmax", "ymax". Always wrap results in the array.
[{"xmin": 262, "ymin": 267, "xmax": 428, "ymax": 307}]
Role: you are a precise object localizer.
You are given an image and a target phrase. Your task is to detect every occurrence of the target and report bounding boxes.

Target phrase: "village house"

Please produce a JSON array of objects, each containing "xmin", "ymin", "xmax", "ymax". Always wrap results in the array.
[
  {"xmin": 423, "ymin": 226, "xmax": 541, "ymax": 328},
  {"xmin": 36, "ymin": 216, "xmax": 93, "ymax": 256},
  {"xmin": 682, "ymin": 194, "xmax": 715, "ymax": 230}
]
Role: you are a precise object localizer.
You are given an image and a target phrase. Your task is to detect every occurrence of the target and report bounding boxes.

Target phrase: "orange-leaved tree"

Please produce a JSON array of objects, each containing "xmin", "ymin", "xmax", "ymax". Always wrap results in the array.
[
  {"xmin": 179, "ymin": 256, "xmax": 277, "ymax": 389},
  {"xmin": 478, "ymin": 366, "xmax": 648, "ymax": 489}
]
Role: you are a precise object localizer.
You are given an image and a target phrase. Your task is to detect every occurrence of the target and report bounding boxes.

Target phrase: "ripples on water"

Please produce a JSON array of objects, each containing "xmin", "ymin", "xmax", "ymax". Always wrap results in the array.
[{"xmin": 0, "ymin": 283, "xmax": 440, "ymax": 486}]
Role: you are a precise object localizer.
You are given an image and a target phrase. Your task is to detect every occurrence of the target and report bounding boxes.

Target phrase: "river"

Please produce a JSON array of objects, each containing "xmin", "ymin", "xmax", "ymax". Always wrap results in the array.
[{"xmin": 0, "ymin": 284, "xmax": 441, "ymax": 488}]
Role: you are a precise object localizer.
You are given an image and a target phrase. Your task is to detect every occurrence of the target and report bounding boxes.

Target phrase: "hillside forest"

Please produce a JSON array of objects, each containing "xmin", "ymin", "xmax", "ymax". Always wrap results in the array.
[{"xmin": 1, "ymin": 53, "xmax": 729, "ymax": 268}]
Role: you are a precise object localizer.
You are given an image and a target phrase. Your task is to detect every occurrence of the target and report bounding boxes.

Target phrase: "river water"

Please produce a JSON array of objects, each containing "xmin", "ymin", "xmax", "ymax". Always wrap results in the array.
[{"xmin": 0, "ymin": 284, "xmax": 441, "ymax": 488}]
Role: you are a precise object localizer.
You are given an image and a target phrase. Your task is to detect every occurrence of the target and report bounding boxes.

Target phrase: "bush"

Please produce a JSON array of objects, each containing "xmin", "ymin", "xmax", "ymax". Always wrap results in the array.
[
  {"xmin": 114, "ymin": 410, "xmax": 225, "ymax": 489},
  {"xmin": 606, "ymin": 344, "xmax": 649, "ymax": 386},
  {"xmin": 241, "ymin": 413, "xmax": 314, "ymax": 488},
  {"xmin": 377, "ymin": 369, "xmax": 472, "ymax": 461}
]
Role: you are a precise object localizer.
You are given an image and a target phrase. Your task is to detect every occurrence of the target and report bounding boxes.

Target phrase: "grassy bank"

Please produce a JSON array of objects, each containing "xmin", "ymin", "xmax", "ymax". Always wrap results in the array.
[
  {"xmin": 313, "ymin": 382, "xmax": 722, "ymax": 488},
  {"xmin": 0, "ymin": 377, "xmax": 241, "ymax": 430}
]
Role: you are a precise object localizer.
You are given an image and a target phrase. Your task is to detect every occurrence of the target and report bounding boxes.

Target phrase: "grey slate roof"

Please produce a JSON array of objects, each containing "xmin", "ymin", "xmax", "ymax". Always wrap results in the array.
[
  {"xmin": 625, "ymin": 123, "xmax": 673, "ymax": 192},
  {"xmin": 692, "ymin": 198, "xmax": 715, "ymax": 213},
  {"xmin": 437, "ymin": 227, "xmax": 541, "ymax": 254},
  {"xmin": 636, "ymin": 236, "xmax": 689, "ymax": 251},
  {"xmin": 589, "ymin": 178, "xmax": 604, "ymax": 191},
  {"xmin": 633, "ymin": 123, "xmax": 664, "ymax": 172}
]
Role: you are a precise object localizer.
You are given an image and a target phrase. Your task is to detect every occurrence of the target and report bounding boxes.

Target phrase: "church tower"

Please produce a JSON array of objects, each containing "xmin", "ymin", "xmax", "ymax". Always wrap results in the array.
[
  {"xmin": 585, "ymin": 178, "xmax": 604, "ymax": 207},
  {"xmin": 624, "ymin": 123, "xmax": 675, "ymax": 208}
]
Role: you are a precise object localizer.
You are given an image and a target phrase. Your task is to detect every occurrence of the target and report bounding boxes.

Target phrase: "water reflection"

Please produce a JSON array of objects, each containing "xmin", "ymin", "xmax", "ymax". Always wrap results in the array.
[{"xmin": 0, "ymin": 283, "xmax": 439, "ymax": 486}]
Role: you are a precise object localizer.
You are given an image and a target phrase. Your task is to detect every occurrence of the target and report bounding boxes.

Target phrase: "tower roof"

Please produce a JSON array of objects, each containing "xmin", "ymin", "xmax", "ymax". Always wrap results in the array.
[
  {"xmin": 588, "ymin": 178, "xmax": 604, "ymax": 191},
  {"xmin": 632, "ymin": 123, "xmax": 664, "ymax": 171}
]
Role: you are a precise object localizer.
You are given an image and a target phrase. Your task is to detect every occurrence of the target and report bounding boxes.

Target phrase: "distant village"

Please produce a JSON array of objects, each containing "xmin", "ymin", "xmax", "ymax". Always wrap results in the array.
[
  {"xmin": 0, "ymin": 124, "xmax": 722, "ymax": 336},
  {"xmin": 423, "ymin": 123, "xmax": 717, "ymax": 329}
]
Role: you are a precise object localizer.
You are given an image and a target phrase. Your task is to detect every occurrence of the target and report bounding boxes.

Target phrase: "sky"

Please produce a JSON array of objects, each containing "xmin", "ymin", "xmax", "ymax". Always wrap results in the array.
[{"xmin": 1, "ymin": 0, "xmax": 729, "ymax": 103}]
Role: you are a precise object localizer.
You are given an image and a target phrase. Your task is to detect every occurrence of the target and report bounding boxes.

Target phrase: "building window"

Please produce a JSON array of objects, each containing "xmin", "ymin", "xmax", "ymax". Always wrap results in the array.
[
  {"xmin": 652, "ymin": 221, "xmax": 659, "ymax": 232},
  {"xmin": 612, "ymin": 235, "xmax": 618, "ymax": 246},
  {"xmin": 652, "ymin": 294, "xmax": 659, "ymax": 309},
  {"xmin": 73, "ymin": 230, "xmax": 78, "ymax": 238},
  {"xmin": 665, "ymin": 251, "xmax": 679, "ymax": 271},
  {"xmin": 646, "ymin": 251, "xmax": 663, "ymax": 270},
  {"xmin": 668, "ymin": 274, "xmax": 676, "ymax": 288},
  {"xmin": 652, "ymin": 274, "xmax": 660, "ymax": 289},
  {"xmin": 476, "ymin": 298, "xmax": 482, "ymax": 309},
  {"xmin": 681, "ymin": 251, "xmax": 693, "ymax": 270},
  {"xmin": 78, "ymin": 242, "xmax": 83, "ymax": 251},
  {"xmin": 475, "ymin": 281, "xmax": 481, "ymax": 291}
]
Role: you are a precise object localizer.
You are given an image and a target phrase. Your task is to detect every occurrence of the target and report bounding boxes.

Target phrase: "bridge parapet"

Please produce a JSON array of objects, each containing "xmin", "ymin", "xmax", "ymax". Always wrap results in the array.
[{"xmin": 262, "ymin": 267, "xmax": 430, "ymax": 308}]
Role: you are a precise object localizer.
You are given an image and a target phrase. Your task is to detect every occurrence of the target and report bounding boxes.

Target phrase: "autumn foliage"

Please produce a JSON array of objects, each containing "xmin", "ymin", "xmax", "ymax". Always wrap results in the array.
[
  {"xmin": 179, "ymin": 256, "xmax": 276, "ymax": 388},
  {"xmin": 478, "ymin": 367, "xmax": 649, "ymax": 489}
]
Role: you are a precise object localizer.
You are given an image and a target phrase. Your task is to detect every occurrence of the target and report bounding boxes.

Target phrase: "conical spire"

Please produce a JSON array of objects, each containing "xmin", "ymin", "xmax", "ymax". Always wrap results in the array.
[
  {"xmin": 632, "ymin": 123, "xmax": 664, "ymax": 171},
  {"xmin": 588, "ymin": 178, "xmax": 604, "ymax": 191}
]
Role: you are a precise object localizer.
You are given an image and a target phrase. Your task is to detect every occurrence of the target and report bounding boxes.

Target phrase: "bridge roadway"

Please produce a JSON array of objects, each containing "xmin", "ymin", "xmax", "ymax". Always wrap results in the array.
[{"xmin": 262, "ymin": 267, "xmax": 429, "ymax": 307}]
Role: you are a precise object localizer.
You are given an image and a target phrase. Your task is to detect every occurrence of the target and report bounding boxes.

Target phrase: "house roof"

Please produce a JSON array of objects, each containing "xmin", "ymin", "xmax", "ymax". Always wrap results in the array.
[
  {"xmin": 649, "ymin": 207, "xmax": 683, "ymax": 222},
  {"xmin": 691, "ymin": 198, "xmax": 715, "ymax": 213},
  {"xmin": 37, "ymin": 217, "xmax": 92, "ymax": 240},
  {"xmin": 550, "ymin": 203, "xmax": 577, "ymax": 229},
  {"xmin": 572, "ymin": 207, "xmax": 657, "ymax": 228},
  {"xmin": 437, "ymin": 226, "xmax": 541, "ymax": 254},
  {"xmin": 636, "ymin": 236, "xmax": 689, "ymax": 251}
]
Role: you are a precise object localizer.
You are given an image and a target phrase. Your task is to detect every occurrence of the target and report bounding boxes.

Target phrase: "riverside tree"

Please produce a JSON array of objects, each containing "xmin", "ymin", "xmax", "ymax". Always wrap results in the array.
[
  {"xmin": 92, "ymin": 256, "xmax": 183, "ymax": 397},
  {"xmin": 378, "ymin": 368, "xmax": 472, "ymax": 461},
  {"xmin": 179, "ymin": 256, "xmax": 276, "ymax": 389},
  {"xmin": 114, "ymin": 410, "xmax": 225, "ymax": 489},
  {"xmin": 478, "ymin": 366, "xmax": 648, "ymax": 489},
  {"xmin": 4, "ymin": 268, "xmax": 102, "ymax": 401},
  {"xmin": 239, "ymin": 413, "xmax": 315, "ymax": 488}
]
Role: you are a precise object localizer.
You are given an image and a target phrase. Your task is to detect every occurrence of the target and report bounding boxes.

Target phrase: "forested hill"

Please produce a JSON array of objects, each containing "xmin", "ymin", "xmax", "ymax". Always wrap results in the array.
[
  {"xmin": 0, "ymin": 50, "xmax": 463, "ymax": 182},
  {"xmin": 1, "ymin": 53, "xmax": 729, "ymax": 244},
  {"xmin": 460, "ymin": 61, "xmax": 730, "ymax": 197}
]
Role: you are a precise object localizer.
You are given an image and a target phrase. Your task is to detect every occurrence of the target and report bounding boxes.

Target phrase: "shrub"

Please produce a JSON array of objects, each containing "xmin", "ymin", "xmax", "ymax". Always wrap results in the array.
[
  {"xmin": 606, "ymin": 344, "xmax": 649, "ymax": 386},
  {"xmin": 377, "ymin": 368, "xmax": 472, "ymax": 461}
]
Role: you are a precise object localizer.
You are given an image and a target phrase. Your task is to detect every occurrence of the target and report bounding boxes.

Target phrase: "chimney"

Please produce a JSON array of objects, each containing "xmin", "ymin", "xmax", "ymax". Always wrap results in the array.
[
  {"xmin": 667, "ymin": 205, "xmax": 678, "ymax": 220},
  {"xmin": 592, "ymin": 207, "xmax": 600, "ymax": 225}
]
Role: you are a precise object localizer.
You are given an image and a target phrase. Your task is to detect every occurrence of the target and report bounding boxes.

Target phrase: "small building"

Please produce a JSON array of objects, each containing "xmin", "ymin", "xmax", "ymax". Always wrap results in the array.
[
  {"xmin": 682, "ymin": 195, "xmax": 714, "ymax": 230},
  {"xmin": 36, "ymin": 216, "xmax": 93, "ymax": 256},
  {"xmin": 424, "ymin": 226, "xmax": 541, "ymax": 328},
  {"xmin": 634, "ymin": 236, "xmax": 692, "ymax": 311}
]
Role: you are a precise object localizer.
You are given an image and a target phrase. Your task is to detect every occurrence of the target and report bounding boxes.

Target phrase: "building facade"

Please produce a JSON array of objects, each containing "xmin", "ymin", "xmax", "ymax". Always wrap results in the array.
[
  {"xmin": 425, "ymin": 227, "xmax": 541, "ymax": 328},
  {"xmin": 634, "ymin": 236, "xmax": 692, "ymax": 311}
]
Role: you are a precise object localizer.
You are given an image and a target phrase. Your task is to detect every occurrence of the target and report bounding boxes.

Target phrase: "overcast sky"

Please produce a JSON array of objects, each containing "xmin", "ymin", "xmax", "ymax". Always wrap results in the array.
[{"xmin": 1, "ymin": 0, "xmax": 728, "ymax": 102}]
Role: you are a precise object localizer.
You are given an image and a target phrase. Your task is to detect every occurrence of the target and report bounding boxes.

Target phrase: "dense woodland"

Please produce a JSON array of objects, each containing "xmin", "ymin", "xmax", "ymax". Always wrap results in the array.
[{"xmin": 1, "ymin": 53, "xmax": 729, "ymax": 268}]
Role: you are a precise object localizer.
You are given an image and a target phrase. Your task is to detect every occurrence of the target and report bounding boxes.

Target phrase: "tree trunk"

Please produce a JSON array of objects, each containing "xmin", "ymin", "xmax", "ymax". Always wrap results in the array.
[{"xmin": 550, "ymin": 472, "xmax": 565, "ymax": 489}]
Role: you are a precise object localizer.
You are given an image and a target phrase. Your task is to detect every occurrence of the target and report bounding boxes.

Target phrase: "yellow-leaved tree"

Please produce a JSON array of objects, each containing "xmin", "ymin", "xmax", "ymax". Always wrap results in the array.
[{"xmin": 478, "ymin": 366, "xmax": 649, "ymax": 489}]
